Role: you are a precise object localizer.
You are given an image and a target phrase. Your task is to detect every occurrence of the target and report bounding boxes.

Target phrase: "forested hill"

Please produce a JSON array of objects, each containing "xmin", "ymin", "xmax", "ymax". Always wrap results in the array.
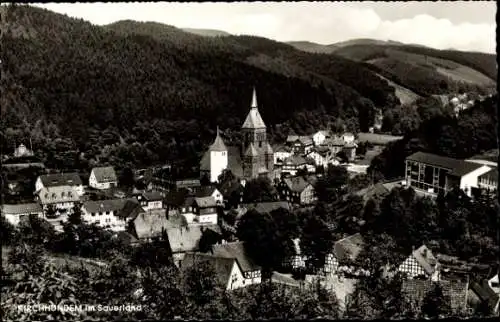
[{"xmin": 0, "ymin": 5, "xmax": 496, "ymax": 175}]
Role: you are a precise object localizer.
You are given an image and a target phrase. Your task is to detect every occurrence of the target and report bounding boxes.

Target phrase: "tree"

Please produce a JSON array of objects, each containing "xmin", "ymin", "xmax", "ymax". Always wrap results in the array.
[
  {"xmin": 300, "ymin": 212, "xmax": 333, "ymax": 271},
  {"xmin": 118, "ymin": 167, "xmax": 135, "ymax": 189},
  {"xmin": 421, "ymin": 282, "xmax": 452, "ymax": 318},
  {"xmin": 1, "ymin": 214, "xmax": 16, "ymax": 245},
  {"xmin": 314, "ymin": 165, "xmax": 349, "ymax": 202},
  {"xmin": 68, "ymin": 202, "xmax": 83, "ymax": 225},
  {"xmin": 243, "ymin": 177, "xmax": 277, "ymax": 203}
]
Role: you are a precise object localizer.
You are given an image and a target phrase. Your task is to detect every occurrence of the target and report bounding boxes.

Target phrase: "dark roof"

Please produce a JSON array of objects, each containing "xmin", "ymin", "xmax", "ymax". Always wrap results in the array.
[
  {"xmin": 240, "ymin": 201, "xmax": 291, "ymax": 215},
  {"xmin": 406, "ymin": 152, "xmax": 483, "ymax": 176},
  {"xmin": 82, "ymin": 199, "xmax": 130, "ymax": 214},
  {"xmin": 284, "ymin": 176, "xmax": 312, "ymax": 193},
  {"xmin": 164, "ymin": 189, "xmax": 191, "ymax": 207},
  {"xmin": 194, "ymin": 196, "xmax": 217, "ymax": 208},
  {"xmin": 244, "ymin": 143, "xmax": 259, "ymax": 157},
  {"xmin": 38, "ymin": 186, "xmax": 80, "ymax": 204},
  {"xmin": 227, "ymin": 146, "xmax": 243, "ymax": 178},
  {"xmin": 193, "ymin": 186, "xmax": 218, "ymax": 198},
  {"xmin": 181, "ymin": 252, "xmax": 236, "ymax": 288},
  {"xmin": 209, "ymin": 130, "xmax": 228, "ymax": 152},
  {"xmin": 1, "ymin": 203, "xmax": 43, "ymax": 215},
  {"xmin": 116, "ymin": 200, "xmax": 143, "ymax": 219},
  {"xmin": 91, "ymin": 166, "xmax": 117, "ymax": 183},
  {"xmin": 284, "ymin": 155, "xmax": 308, "ymax": 166},
  {"xmin": 332, "ymin": 233, "xmax": 365, "ymax": 263},
  {"xmin": 141, "ymin": 191, "xmax": 163, "ymax": 201},
  {"xmin": 412, "ymin": 245, "xmax": 438, "ymax": 276},
  {"xmin": 211, "ymin": 241, "xmax": 260, "ymax": 273},
  {"xmin": 39, "ymin": 173, "xmax": 82, "ymax": 187}
]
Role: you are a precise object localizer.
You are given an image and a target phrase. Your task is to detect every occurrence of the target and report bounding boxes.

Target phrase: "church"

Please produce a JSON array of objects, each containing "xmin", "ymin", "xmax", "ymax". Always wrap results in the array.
[{"xmin": 200, "ymin": 88, "xmax": 275, "ymax": 183}]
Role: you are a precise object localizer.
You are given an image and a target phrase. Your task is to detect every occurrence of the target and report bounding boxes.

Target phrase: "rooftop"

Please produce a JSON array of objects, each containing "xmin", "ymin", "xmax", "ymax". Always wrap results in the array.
[
  {"xmin": 1, "ymin": 203, "xmax": 43, "ymax": 215},
  {"xmin": 332, "ymin": 233, "xmax": 365, "ymax": 263},
  {"xmin": 406, "ymin": 152, "xmax": 483, "ymax": 177},
  {"xmin": 91, "ymin": 166, "xmax": 117, "ymax": 183},
  {"xmin": 211, "ymin": 241, "xmax": 260, "ymax": 273},
  {"xmin": 181, "ymin": 252, "xmax": 236, "ymax": 289},
  {"xmin": 39, "ymin": 173, "xmax": 82, "ymax": 188}
]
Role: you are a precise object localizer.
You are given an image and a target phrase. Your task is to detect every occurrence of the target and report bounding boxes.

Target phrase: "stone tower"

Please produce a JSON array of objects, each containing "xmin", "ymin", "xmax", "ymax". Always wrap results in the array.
[
  {"xmin": 208, "ymin": 127, "xmax": 228, "ymax": 183},
  {"xmin": 241, "ymin": 88, "xmax": 274, "ymax": 180}
]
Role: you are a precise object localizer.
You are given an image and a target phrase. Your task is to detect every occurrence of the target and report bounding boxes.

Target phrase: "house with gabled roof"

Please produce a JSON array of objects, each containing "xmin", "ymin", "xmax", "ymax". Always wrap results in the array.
[
  {"xmin": 193, "ymin": 185, "xmax": 224, "ymax": 205},
  {"xmin": 282, "ymin": 155, "xmax": 315, "ymax": 176},
  {"xmin": 1, "ymin": 203, "xmax": 44, "ymax": 226},
  {"xmin": 129, "ymin": 209, "xmax": 175, "ymax": 242},
  {"xmin": 81, "ymin": 198, "xmax": 137, "ymax": 231},
  {"xmin": 37, "ymin": 185, "xmax": 81, "ymax": 216},
  {"xmin": 405, "ymin": 152, "xmax": 492, "ymax": 197},
  {"xmin": 166, "ymin": 224, "xmax": 222, "ymax": 266},
  {"xmin": 287, "ymin": 135, "xmax": 314, "ymax": 155},
  {"xmin": 133, "ymin": 191, "xmax": 163, "ymax": 211},
  {"xmin": 180, "ymin": 196, "xmax": 218, "ymax": 225},
  {"xmin": 279, "ymin": 175, "xmax": 317, "ymax": 205},
  {"xmin": 323, "ymin": 233, "xmax": 369, "ymax": 277},
  {"xmin": 211, "ymin": 241, "xmax": 262, "ymax": 286},
  {"xmin": 35, "ymin": 173, "xmax": 84, "ymax": 196},
  {"xmin": 312, "ymin": 130, "xmax": 332, "ymax": 146},
  {"xmin": 397, "ymin": 245, "xmax": 440, "ymax": 281},
  {"xmin": 235, "ymin": 201, "xmax": 291, "ymax": 226},
  {"xmin": 89, "ymin": 166, "xmax": 118, "ymax": 190},
  {"xmin": 181, "ymin": 252, "xmax": 248, "ymax": 290},
  {"xmin": 478, "ymin": 168, "xmax": 497, "ymax": 194}
]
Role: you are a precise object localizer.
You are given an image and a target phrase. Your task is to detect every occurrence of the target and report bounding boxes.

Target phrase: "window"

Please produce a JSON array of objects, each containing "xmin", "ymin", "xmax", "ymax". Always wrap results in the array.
[
  {"xmin": 91, "ymin": 213, "xmax": 96, "ymax": 217},
  {"xmin": 106, "ymin": 211, "xmax": 110, "ymax": 215},
  {"xmin": 99, "ymin": 212, "xmax": 103, "ymax": 216}
]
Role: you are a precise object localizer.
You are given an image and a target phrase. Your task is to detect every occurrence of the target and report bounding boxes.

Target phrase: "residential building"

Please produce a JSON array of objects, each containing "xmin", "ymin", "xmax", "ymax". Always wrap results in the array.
[
  {"xmin": 81, "ymin": 199, "xmax": 134, "ymax": 231},
  {"xmin": 166, "ymin": 225, "xmax": 221, "ymax": 266},
  {"xmin": 397, "ymin": 245, "xmax": 440, "ymax": 281},
  {"xmin": 405, "ymin": 152, "xmax": 492, "ymax": 197},
  {"xmin": 306, "ymin": 146, "xmax": 338, "ymax": 167},
  {"xmin": 342, "ymin": 132, "xmax": 355, "ymax": 144},
  {"xmin": 323, "ymin": 136, "xmax": 346, "ymax": 154},
  {"xmin": 193, "ymin": 186, "xmax": 224, "ymax": 205},
  {"xmin": 286, "ymin": 135, "xmax": 314, "ymax": 155},
  {"xmin": 1, "ymin": 203, "xmax": 44, "ymax": 226},
  {"xmin": 279, "ymin": 175, "xmax": 317, "ymax": 205},
  {"xmin": 211, "ymin": 241, "xmax": 262, "ymax": 286},
  {"xmin": 282, "ymin": 155, "xmax": 315, "ymax": 176},
  {"xmin": 35, "ymin": 173, "xmax": 84, "ymax": 196},
  {"xmin": 89, "ymin": 166, "xmax": 118, "ymax": 190},
  {"xmin": 273, "ymin": 144, "xmax": 292, "ymax": 165},
  {"xmin": 37, "ymin": 185, "xmax": 80, "ymax": 215},
  {"xmin": 181, "ymin": 196, "xmax": 218, "ymax": 225},
  {"xmin": 282, "ymin": 238, "xmax": 307, "ymax": 270},
  {"xmin": 478, "ymin": 168, "xmax": 497, "ymax": 193},
  {"xmin": 13, "ymin": 144, "xmax": 34, "ymax": 158},
  {"xmin": 181, "ymin": 253, "xmax": 247, "ymax": 290},
  {"xmin": 134, "ymin": 191, "xmax": 163, "ymax": 211},
  {"xmin": 312, "ymin": 130, "xmax": 331, "ymax": 146},
  {"xmin": 200, "ymin": 88, "xmax": 274, "ymax": 182},
  {"xmin": 323, "ymin": 233, "xmax": 369, "ymax": 277}
]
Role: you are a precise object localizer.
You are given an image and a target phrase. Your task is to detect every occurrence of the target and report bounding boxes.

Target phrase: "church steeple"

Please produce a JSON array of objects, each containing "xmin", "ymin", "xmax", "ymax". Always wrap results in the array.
[
  {"xmin": 251, "ymin": 87, "xmax": 258, "ymax": 108},
  {"xmin": 209, "ymin": 126, "xmax": 227, "ymax": 152}
]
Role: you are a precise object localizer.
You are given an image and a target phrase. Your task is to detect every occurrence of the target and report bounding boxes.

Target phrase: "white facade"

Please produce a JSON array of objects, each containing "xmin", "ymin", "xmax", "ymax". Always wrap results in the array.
[
  {"xmin": 210, "ymin": 150, "xmax": 228, "ymax": 183},
  {"xmin": 307, "ymin": 151, "xmax": 327, "ymax": 167},
  {"xmin": 343, "ymin": 133, "xmax": 355, "ymax": 144},
  {"xmin": 274, "ymin": 150, "xmax": 292, "ymax": 165},
  {"xmin": 313, "ymin": 132, "xmax": 326, "ymax": 146},
  {"xmin": 88, "ymin": 171, "xmax": 117, "ymax": 190},
  {"xmin": 35, "ymin": 177, "xmax": 84, "ymax": 196},
  {"xmin": 141, "ymin": 200, "xmax": 163, "ymax": 211},
  {"xmin": 459, "ymin": 165, "xmax": 492, "ymax": 197},
  {"xmin": 198, "ymin": 213, "xmax": 218, "ymax": 224},
  {"xmin": 210, "ymin": 188, "xmax": 224, "ymax": 205},
  {"xmin": 488, "ymin": 274, "xmax": 499, "ymax": 295},
  {"xmin": 397, "ymin": 255, "xmax": 440, "ymax": 281},
  {"xmin": 81, "ymin": 206, "xmax": 127, "ymax": 231}
]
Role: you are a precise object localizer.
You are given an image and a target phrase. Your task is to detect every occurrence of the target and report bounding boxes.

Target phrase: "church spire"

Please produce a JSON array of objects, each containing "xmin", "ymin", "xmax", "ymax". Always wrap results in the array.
[
  {"xmin": 209, "ymin": 126, "xmax": 227, "ymax": 152},
  {"xmin": 251, "ymin": 87, "xmax": 257, "ymax": 108}
]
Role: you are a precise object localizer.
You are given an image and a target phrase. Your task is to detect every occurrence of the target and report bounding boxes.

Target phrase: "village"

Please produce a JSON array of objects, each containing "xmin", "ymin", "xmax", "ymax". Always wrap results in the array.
[{"xmin": 1, "ymin": 88, "xmax": 498, "ymax": 316}]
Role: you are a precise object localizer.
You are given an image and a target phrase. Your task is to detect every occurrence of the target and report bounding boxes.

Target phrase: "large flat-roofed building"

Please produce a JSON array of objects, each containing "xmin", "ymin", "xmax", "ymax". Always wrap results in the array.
[{"xmin": 405, "ymin": 152, "xmax": 492, "ymax": 197}]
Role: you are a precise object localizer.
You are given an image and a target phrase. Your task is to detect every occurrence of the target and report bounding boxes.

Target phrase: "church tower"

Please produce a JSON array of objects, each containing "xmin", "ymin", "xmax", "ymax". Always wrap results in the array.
[
  {"xmin": 241, "ymin": 87, "xmax": 273, "ymax": 179},
  {"xmin": 208, "ymin": 127, "xmax": 228, "ymax": 183}
]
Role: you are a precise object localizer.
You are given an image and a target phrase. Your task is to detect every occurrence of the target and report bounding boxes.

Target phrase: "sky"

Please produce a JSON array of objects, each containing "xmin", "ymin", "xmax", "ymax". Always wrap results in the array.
[{"xmin": 33, "ymin": 1, "xmax": 497, "ymax": 53}]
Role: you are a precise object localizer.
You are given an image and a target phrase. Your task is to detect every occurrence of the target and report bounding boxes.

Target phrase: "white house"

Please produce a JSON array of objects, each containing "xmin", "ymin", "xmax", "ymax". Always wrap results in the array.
[
  {"xmin": 37, "ymin": 185, "xmax": 80, "ymax": 215},
  {"xmin": 342, "ymin": 132, "xmax": 355, "ymax": 144},
  {"xmin": 180, "ymin": 196, "xmax": 218, "ymax": 225},
  {"xmin": 194, "ymin": 186, "xmax": 224, "ymax": 206},
  {"xmin": 273, "ymin": 145, "xmax": 292, "ymax": 165},
  {"xmin": 181, "ymin": 252, "xmax": 249, "ymax": 290},
  {"xmin": 1, "ymin": 203, "xmax": 44, "ymax": 226},
  {"xmin": 211, "ymin": 241, "xmax": 262, "ymax": 286},
  {"xmin": 35, "ymin": 173, "xmax": 84, "ymax": 196},
  {"xmin": 397, "ymin": 245, "xmax": 440, "ymax": 282},
  {"xmin": 13, "ymin": 144, "xmax": 34, "ymax": 158},
  {"xmin": 81, "ymin": 199, "xmax": 136, "ymax": 231},
  {"xmin": 135, "ymin": 191, "xmax": 163, "ymax": 211},
  {"xmin": 89, "ymin": 166, "xmax": 118, "ymax": 190},
  {"xmin": 312, "ymin": 130, "xmax": 331, "ymax": 146}
]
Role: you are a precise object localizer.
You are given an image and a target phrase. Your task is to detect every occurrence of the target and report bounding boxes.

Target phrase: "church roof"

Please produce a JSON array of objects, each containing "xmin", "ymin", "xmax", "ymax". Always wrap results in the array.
[
  {"xmin": 265, "ymin": 142, "xmax": 274, "ymax": 154},
  {"xmin": 242, "ymin": 108, "xmax": 266, "ymax": 129},
  {"xmin": 209, "ymin": 128, "xmax": 227, "ymax": 152},
  {"xmin": 244, "ymin": 143, "xmax": 259, "ymax": 157}
]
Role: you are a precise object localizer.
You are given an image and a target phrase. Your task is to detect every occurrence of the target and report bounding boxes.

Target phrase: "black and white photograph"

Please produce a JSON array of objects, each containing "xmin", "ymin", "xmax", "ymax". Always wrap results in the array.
[{"xmin": 0, "ymin": 1, "xmax": 498, "ymax": 320}]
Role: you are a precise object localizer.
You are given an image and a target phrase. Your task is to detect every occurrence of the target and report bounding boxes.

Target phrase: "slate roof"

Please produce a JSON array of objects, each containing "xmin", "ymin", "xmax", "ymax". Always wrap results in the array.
[
  {"xmin": 299, "ymin": 136, "xmax": 313, "ymax": 146},
  {"xmin": 82, "ymin": 199, "xmax": 130, "ymax": 214},
  {"xmin": 194, "ymin": 196, "xmax": 217, "ymax": 208},
  {"xmin": 242, "ymin": 107, "xmax": 266, "ymax": 129},
  {"xmin": 1, "ymin": 203, "xmax": 43, "ymax": 215},
  {"xmin": 164, "ymin": 189, "xmax": 191, "ymax": 207},
  {"xmin": 181, "ymin": 252, "xmax": 236, "ymax": 288},
  {"xmin": 273, "ymin": 144, "xmax": 292, "ymax": 152},
  {"xmin": 284, "ymin": 176, "xmax": 312, "ymax": 193},
  {"xmin": 91, "ymin": 166, "xmax": 117, "ymax": 183},
  {"xmin": 132, "ymin": 209, "xmax": 172, "ymax": 239},
  {"xmin": 193, "ymin": 186, "xmax": 218, "ymax": 198},
  {"xmin": 37, "ymin": 186, "xmax": 80, "ymax": 204},
  {"xmin": 402, "ymin": 279, "xmax": 468, "ymax": 314},
  {"xmin": 240, "ymin": 201, "xmax": 291, "ymax": 215},
  {"xmin": 209, "ymin": 130, "xmax": 228, "ymax": 152},
  {"xmin": 265, "ymin": 142, "xmax": 274, "ymax": 154},
  {"xmin": 211, "ymin": 241, "xmax": 261, "ymax": 273},
  {"xmin": 166, "ymin": 225, "xmax": 220, "ymax": 253},
  {"xmin": 332, "ymin": 233, "xmax": 365, "ymax": 263},
  {"xmin": 412, "ymin": 245, "xmax": 438, "ymax": 276},
  {"xmin": 244, "ymin": 143, "xmax": 259, "ymax": 157},
  {"xmin": 406, "ymin": 152, "xmax": 483, "ymax": 177},
  {"xmin": 284, "ymin": 155, "xmax": 308, "ymax": 166},
  {"xmin": 39, "ymin": 173, "xmax": 82, "ymax": 187},
  {"xmin": 116, "ymin": 199, "xmax": 143, "ymax": 219}
]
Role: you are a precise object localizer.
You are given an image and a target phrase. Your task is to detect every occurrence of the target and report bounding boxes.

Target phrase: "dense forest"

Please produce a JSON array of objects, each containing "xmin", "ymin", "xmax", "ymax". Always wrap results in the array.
[{"xmin": 0, "ymin": 4, "xmax": 496, "ymax": 176}]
